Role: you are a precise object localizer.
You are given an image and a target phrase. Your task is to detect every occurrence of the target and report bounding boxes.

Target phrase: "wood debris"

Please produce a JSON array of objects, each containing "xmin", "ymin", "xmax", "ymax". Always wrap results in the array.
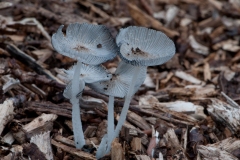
[
  {"xmin": 0, "ymin": 0, "xmax": 240, "ymax": 159},
  {"xmin": 0, "ymin": 99, "xmax": 15, "ymax": 134}
]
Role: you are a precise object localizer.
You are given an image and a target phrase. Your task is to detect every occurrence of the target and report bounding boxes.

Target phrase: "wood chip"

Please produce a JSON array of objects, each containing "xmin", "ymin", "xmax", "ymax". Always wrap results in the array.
[
  {"xmin": 175, "ymin": 71, "xmax": 203, "ymax": 85},
  {"xmin": 111, "ymin": 138, "xmax": 123, "ymax": 160},
  {"xmin": 0, "ymin": 99, "xmax": 15, "ymax": 135},
  {"xmin": 51, "ymin": 139, "xmax": 96, "ymax": 160}
]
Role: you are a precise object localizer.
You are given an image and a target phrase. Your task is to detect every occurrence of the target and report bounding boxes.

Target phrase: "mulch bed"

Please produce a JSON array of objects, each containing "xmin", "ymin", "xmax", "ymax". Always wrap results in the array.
[{"xmin": 0, "ymin": 0, "xmax": 240, "ymax": 159}]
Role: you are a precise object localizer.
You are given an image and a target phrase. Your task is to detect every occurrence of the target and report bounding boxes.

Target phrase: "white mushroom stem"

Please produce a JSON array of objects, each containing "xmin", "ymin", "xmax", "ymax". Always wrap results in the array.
[
  {"xmin": 107, "ymin": 96, "xmax": 115, "ymax": 147},
  {"xmin": 106, "ymin": 67, "xmax": 141, "ymax": 154},
  {"xmin": 96, "ymin": 134, "xmax": 108, "ymax": 159},
  {"xmin": 96, "ymin": 96, "xmax": 115, "ymax": 159},
  {"xmin": 115, "ymin": 67, "xmax": 141, "ymax": 137},
  {"xmin": 70, "ymin": 61, "xmax": 85, "ymax": 149}
]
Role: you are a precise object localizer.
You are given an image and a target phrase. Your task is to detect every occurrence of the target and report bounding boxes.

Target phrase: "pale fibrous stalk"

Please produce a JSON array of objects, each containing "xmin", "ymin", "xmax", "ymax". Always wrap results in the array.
[{"xmin": 70, "ymin": 61, "xmax": 85, "ymax": 148}]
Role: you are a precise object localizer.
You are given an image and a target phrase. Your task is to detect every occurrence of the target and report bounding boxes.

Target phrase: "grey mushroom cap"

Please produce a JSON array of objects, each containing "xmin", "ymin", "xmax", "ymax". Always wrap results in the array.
[
  {"xmin": 62, "ymin": 63, "xmax": 112, "ymax": 84},
  {"xmin": 87, "ymin": 61, "xmax": 147, "ymax": 98},
  {"xmin": 52, "ymin": 23, "xmax": 118, "ymax": 65},
  {"xmin": 116, "ymin": 26, "xmax": 175, "ymax": 66},
  {"xmin": 63, "ymin": 80, "xmax": 85, "ymax": 99},
  {"xmin": 62, "ymin": 63, "xmax": 112, "ymax": 99}
]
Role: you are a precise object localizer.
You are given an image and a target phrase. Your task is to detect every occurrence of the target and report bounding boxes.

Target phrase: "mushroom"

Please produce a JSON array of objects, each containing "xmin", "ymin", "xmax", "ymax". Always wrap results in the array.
[
  {"xmin": 88, "ymin": 61, "xmax": 147, "ymax": 158},
  {"xmin": 88, "ymin": 61, "xmax": 147, "ymax": 98},
  {"xmin": 52, "ymin": 23, "xmax": 117, "ymax": 149},
  {"xmin": 113, "ymin": 26, "xmax": 175, "ymax": 154},
  {"xmin": 52, "ymin": 23, "xmax": 117, "ymax": 65},
  {"xmin": 89, "ymin": 26, "xmax": 175, "ymax": 159}
]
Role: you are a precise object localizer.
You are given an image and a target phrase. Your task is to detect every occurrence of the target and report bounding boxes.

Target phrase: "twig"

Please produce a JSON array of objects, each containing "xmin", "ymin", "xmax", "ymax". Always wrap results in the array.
[
  {"xmin": 221, "ymin": 92, "xmax": 240, "ymax": 109},
  {"xmin": 127, "ymin": 3, "xmax": 179, "ymax": 38},
  {"xmin": 6, "ymin": 44, "xmax": 63, "ymax": 84},
  {"xmin": 140, "ymin": 0, "xmax": 153, "ymax": 16},
  {"xmin": 12, "ymin": 68, "xmax": 65, "ymax": 89},
  {"xmin": 129, "ymin": 106, "xmax": 195, "ymax": 126},
  {"xmin": 51, "ymin": 139, "xmax": 96, "ymax": 160}
]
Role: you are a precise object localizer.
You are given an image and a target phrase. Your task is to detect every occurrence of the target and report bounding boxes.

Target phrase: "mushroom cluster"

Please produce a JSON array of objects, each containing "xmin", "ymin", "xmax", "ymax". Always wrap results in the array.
[{"xmin": 52, "ymin": 23, "xmax": 175, "ymax": 159}]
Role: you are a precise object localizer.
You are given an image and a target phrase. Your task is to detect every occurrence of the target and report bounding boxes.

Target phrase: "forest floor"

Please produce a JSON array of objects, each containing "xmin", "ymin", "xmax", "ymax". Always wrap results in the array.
[{"xmin": 1, "ymin": 0, "xmax": 240, "ymax": 159}]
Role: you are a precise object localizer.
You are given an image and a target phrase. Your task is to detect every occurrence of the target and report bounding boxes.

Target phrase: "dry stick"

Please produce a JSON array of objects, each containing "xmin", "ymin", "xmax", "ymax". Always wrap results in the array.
[
  {"xmin": 127, "ymin": 3, "xmax": 179, "ymax": 38},
  {"xmin": 19, "ymin": 18, "xmax": 51, "ymax": 41},
  {"xmin": 12, "ymin": 68, "xmax": 65, "ymax": 89},
  {"xmin": 25, "ymin": 101, "xmax": 72, "ymax": 118},
  {"xmin": 16, "ymin": 4, "xmax": 88, "ymax": 25},
  {"xmin": 140, "ymin": 0, "xmax": 153, "ymax": 15},
  {"xmin": 6, "ymin": 44, "xmax": 62, "ymax": 83},
  {"xmin": 51, "ymin": 139, "xmax": 95, "ymax": 160},
  {"xmin": 130, "ymin": 106, "xmax": 195, "ymax": 126}
]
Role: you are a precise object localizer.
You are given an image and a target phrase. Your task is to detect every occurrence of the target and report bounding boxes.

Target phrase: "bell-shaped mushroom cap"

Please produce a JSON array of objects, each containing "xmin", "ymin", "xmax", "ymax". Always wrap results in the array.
[
  {"xmin": 52, "ymin": 23, "xmax": 118, "ymax": 65},
  {"xmin": 116, "ymin": 26, "xmax": 175, "ymax": 66},
  {"xmin": 88, "ymin": 61, "xmax": 147, "ymax": 98},
  {"xmin": 62, "ymin": 63, "xmax": 112, "ymax": 84},
  {"xmin": 63, "ymin": 80, "xmax": 85, "ymax": 99}
]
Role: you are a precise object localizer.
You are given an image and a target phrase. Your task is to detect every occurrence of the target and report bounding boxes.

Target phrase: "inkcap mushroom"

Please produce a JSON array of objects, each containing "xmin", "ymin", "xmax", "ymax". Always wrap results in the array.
[
  {"xmin": 112, "ymin": 26, "xmax": 175, "ymax": 154},
  {"xmin": 89, "ymin": 26, "xmax": 175, "ymax": 159},
  {"xmin": 52, "ymin": 23, "xmax": 117, "ymax": 149}
]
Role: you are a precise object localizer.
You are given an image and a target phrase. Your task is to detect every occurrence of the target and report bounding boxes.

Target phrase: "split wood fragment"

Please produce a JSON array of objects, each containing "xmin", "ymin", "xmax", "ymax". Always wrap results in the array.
[
  {"xmin": 51, "ymin": 139, "xmax": 96, "ymax": 160},
  {"xmin": 0, "ymin": 99, "xmax": 15, "ymax": 135}
]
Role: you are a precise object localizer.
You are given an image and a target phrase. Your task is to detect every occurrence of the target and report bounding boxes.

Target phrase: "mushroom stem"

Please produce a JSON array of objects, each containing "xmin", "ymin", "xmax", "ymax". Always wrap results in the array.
[
  {"xmin": 96, "ymin": 134, "xmax": 108, "ymax": 159},
  {"xmin": 107, "ymin": 95, "xmax": 115, "ymax": 147},
  {"xmin": 106, "ymin": 67, "xmax": 141, "ymax": 154},
  {"xmin": 96, "ymin": 95, "xmax": 115, "ymax": 158},
  {"xmin": 70, "ymin": 61, "xmax": 85, "ymax": 149}
]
